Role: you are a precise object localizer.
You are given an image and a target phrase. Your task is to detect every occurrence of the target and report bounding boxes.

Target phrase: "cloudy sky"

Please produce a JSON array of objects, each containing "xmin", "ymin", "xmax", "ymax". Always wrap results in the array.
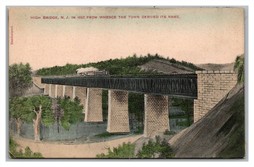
[{"xmin": 9, "ymin": 7, "xmax": 244, "ymax": 70}]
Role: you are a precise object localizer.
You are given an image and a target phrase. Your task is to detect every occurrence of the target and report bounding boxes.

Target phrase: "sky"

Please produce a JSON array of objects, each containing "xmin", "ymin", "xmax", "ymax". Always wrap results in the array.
[{"xmin": 8, "ymin": 7, "xmax": 245, "ymax": 70}]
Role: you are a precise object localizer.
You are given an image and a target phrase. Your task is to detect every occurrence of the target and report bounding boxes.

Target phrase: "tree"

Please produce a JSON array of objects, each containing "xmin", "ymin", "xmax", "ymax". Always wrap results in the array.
[
  {"xmin": 52, "ymin": 98, "xmax": 64, "ymax": 133},
  {"xmin": 26, "ymin": 96, "xmax": 54, "ymax": 141},
  {"xmin": 9, "ymin": 97, "xmax": 32, "ymax": 136},
  {"xmin": 58, "ymin": 97, "xmax": 83, "ymax": 130},
  {"xmin": 234, "ymin": 55, "xmax": 244, "ymax": 83},
  {"xmin": 9, "ymin": 63, "xmax": 32, "ymax": 97}
]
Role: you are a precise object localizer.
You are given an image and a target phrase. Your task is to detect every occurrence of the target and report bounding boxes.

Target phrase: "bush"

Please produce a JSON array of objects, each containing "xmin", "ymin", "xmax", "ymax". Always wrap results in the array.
[
  {"xmin": 164, "ymin": 130, "xmax": 176, "ymax": 135},
  {"xmin": 96, "ymin": 142, "xmax": 135, "ymax": 158},
  {"xmin": 9, "ymin": 137, "xmax": 43, "ymax": 158},
  {"xmin": 137, "ymin": 136, "xmax": 174, "ymax": 158},
  {"xmin": 96, "ymin": 136, "xmax": 175, "ymax": 159}
]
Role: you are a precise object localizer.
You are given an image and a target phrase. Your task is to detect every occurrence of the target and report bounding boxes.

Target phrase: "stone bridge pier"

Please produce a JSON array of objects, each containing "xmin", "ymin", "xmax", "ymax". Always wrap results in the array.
[
  {"xmin": 144, "ymin": 94, "xmax": 169, "ymax": 137},
  {"xmin": 44, "ymin": 84, "xmax": 50, "ymax": 95},
  {"xmin": 75, "ymin": 86, "xmax": 87, "ymax": 111},
  {"xmin": 64, "ymin": 86, "xmax": 74, "ymax": 99},
  {"xmin": 56, "ymin": 85, "xmax": 64, "ymax": 97},
  {"xmin": 107, "ymin": 90, "xmax": 130, "ymax": 133},
  {"xmin": 84, "ymin": 88, "xmax": 103, "ymax": 122},
  {"xmin": 194, "ymin": 71, "xmax": 237, "ymax": 122}
]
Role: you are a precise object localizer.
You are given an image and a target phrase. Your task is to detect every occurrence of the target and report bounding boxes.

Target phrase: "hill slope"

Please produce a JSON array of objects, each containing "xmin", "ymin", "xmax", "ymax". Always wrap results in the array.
[
  {"xmin": 35, "ymin": 54, "xmax": 201, "ymax": 76},
  {"xmin": 169, "ymin": 84, "xmax": 245, "ymax": 158},
  {"xmin": 139, "ymin": 59, "xmax": 195, "ymax": 74},
  {"xmin": 196, "ymin": 63, "xmax": 234, "ymax": 71}
]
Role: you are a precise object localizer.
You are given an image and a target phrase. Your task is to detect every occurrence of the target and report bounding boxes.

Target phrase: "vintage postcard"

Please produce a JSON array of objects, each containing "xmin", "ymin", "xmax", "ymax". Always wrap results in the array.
[{"xmin": 8, "ymin": 7, "xmax": 245, "ymax": 159}]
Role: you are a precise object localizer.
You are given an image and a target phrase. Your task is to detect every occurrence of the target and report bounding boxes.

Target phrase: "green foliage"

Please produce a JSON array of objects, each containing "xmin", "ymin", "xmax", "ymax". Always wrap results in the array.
[
  {"xmin": 234, "ymin": 55, "xmax": 244, "ymax": 83},
  {"xmin": 9, "ymin": 63, "xmax": 32, "ymax": 97},
  {"xmin": 9, "ymin": 97, "xmax": 32, "ymax": 122},
  {"xmin": 36, "ymin": 54, "xmax": 200, "ymax": 76},
  {"xmin": 96, "ymin": 136, "xmax": 174, "ymax": 159},
  {"xmin": 128, "ymin": 93, "xmax": 144, "ymax": 124},
  {"xmin": 9, "ymin": 95, "xmax": 54, "ymax": 129},
  {"xmin": 94, "ymin": 132, "xmax": 117, "ymax": 138},
  {"xmin": 171, "ymin": 98, "xmax": 194, "ymax": 126},
  {"xmin": 102, "ymin": 90, "xmax": 108, "ymax": 121},
  {"xmin": 137, "ymin": 136, "xmax": 174, "ymax": 158},
  {"xmin": 217, "ymin": 91, "xmax": 245, "ymax": 158},
  {"xmin": 164, "ymin": 130, "xmax": 176, "ymax": 136},
  {"xmin": 9, "ymin": 137, "xmax": 43, "ymax": 158},
  {"xmin": 27, "ymin": 96, "xmax": 54, "ymax": 127},
  {"xmin": 96, "ymin": 142, "xmax": 135, "ymax": 158},
  {"xmin": 58, "ymin": 97, "xmax": 84, "ymax": 130}
]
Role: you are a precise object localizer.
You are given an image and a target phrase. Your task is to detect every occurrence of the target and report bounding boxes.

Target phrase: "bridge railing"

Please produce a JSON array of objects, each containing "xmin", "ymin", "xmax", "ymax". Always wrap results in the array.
[{"xmin": 41, "ymin": 74, "xmax": 197, "ymax": 98}]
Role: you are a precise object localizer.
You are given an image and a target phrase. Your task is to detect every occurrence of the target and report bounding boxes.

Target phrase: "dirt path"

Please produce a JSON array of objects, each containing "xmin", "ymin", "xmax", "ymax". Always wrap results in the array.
[{"xmin": 14, "ymin": 135, "xmax": 142, "ymax": 158}]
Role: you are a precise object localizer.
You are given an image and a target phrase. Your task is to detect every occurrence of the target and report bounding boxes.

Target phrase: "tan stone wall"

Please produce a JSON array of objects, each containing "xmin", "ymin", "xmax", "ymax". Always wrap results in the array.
[
  {"xmin": 57, "ymin": 85, "xmax": 64, "ymax": 98},
  {"xmin": 50, "ymin": 84, "xmax": 56, "ymax": 98},
  {"xmin": 194, "ymin": 71, "xmax": 237, "ymax": 122},
  {"xmin": 44, "ymin": 84, "xmax": 49, "ymax": 95},
  {"xmin": 32, "ymin": 77, "xmax": 44, "ymax": 89},
  {"xmin": 64, "ymin": 86, "xmax": 73, "ymax": 99},
  {"xmin": 144, "ymin": 94, "xmax": 169, "ymax": 137},
  {"xmin": 48, "ymin": 84, "xmax": 52, "ymax": 97},
  {"xmin": 107, "ymin": 90, "xmax": 130, "ymax": 133},
  {"xmin": 85, "ymin": 88, "xmax": 103, "ymax": 122},
  {"xmin": 75, "ymin": 87, "xmax": 87, "ymax": 112}
]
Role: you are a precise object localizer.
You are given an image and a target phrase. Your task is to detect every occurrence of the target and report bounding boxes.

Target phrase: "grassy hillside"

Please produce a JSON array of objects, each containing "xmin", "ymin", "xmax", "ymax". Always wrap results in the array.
[
  {"xmin": 169, "ymin": 84, "xmax": 245, "ymax": 158},
  {"xmin": 196, "ymin": 63, "xmax": 234, "ymax": 71},
  {"xmin": 36, "ymin": 54, "xmax": 201, "ymax": 76}
]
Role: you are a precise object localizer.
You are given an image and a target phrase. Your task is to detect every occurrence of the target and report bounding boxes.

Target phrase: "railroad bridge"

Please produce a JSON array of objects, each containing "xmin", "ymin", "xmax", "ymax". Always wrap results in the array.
[{"xmin": 39, "ymin": 71, "xmax": 237, "ymax": 137}]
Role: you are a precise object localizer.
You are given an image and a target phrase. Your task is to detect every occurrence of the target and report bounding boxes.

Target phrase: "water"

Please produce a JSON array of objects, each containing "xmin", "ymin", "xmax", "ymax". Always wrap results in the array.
[{"xmin": 170, "ymin": 117, "xmax": 191, "ymax": 132}]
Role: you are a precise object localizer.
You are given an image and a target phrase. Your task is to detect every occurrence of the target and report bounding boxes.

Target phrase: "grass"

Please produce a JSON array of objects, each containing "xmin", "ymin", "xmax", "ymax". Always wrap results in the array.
[
  {"xmin": 9, "ymin": 137, "xmax": 43, "ymax": 159},
  {"xmin": 217, "ymin": 92, "xmax": 245, "ymax": 158},
  {"xmin": 94, "ymin": 132, "xmax": 128, "ymax": 138},
  {"xmin": 96, "ymin": 142, "xmax": 135, "ymax": 158},
  {"xmin": 96, "ymin": 136, "xmax": 175, "ymax": 159}
]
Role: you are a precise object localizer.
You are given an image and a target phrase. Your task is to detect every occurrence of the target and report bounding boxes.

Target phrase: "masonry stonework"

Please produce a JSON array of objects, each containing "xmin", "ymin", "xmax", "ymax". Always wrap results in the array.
[
  {"xmin": 32, "ymin": 77, "xmax": 45, "ymax": 89},
  {"xmin": 64, "ymin": 86, "xmax": 73, "ymax": 99},
  {"xmin": 84, "ymin": 88, "xmax": 103, "ymax": 122},
  {"xmin": 44, "ymin": 84, "xmax": 49, "ymax": 95},
  {"xmin": 144, "ymin": 94, "xmax": 169, "ymax": 137},
  {"xmin": 75, "ymin": 87, "xmax": 87, "ymax": 111},
  {"xmin": 107, "ymin": 90, "xmax": 130, "ymax": 133},
  {"xmin": 57, "ymin": 85, "xmax": 64, "ymax": 98},
  {"xmin": 50, "ymin": 84, "xmax": 56, "ymax": 98},
  {"xmin": 194, "ymin": 71, "xmax": 237, "ymax": 122},
  {"xmin": 48, "ymin": 84, "xmax": 52, "ymax": 97},
  {"xmin": 54, "ymin": 85, "xmax": 58, "ymax": 98}
]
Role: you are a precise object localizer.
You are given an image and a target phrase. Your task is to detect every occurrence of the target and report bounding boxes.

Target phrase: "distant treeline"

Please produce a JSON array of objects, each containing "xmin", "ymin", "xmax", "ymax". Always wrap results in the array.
[{"xmin": 36, "ymin": 54, "xmax": 201, "ymax": 76}]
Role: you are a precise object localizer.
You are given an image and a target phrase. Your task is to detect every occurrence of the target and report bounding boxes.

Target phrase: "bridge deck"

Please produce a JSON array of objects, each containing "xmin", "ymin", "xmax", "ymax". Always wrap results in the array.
[{"xmin": 41, "ymin": 74, "xmax": 197, "ymax": 98}]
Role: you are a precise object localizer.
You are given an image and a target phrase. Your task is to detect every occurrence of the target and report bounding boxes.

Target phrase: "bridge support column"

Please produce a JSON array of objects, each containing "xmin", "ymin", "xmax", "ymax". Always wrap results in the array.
[
  {"xmin": 72, "ymin": 86, "xmax": 76, "ymax": 100},
  {"xmin": 48, "ymin": 84, "xmax": 52, "ymax": 97},
  {"xmin": 84, "ymin": 88, "xmax": 103, "ymax": 122},
  {"xmin": 144, "ymin": 94, "xmax": 169, "ymax": 137},
  {"xmin": 107, "ymin": 90, "xmax": 130, "ymax": 133},
  {"xmin": 62, "ymin": 85, "xmax": 65, "ymax": 97},
  {"xmin": 54, "ymin": 85, "xmax": 58, "ymax": 98},
  {"xmin": 194, "ymin": 71, "xmax": 237, "ymax": 122},
  {"xmin": 57, "ymin": 85, "xmax": 64, "ymax": 98},
  {"xmin": 50, "ymin": 84, "xmax": 56, "ymax": 98},
  {"xmin": 64, "ymin": 86, "xmax": 73, "ymax": 99},
  {"xmin": 74, "ymin": 87, "xmax": 87, "ymax": 112},
  {"xmin": 44, "ymin": 84, "xmax": 49, "ymax": 95}
]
